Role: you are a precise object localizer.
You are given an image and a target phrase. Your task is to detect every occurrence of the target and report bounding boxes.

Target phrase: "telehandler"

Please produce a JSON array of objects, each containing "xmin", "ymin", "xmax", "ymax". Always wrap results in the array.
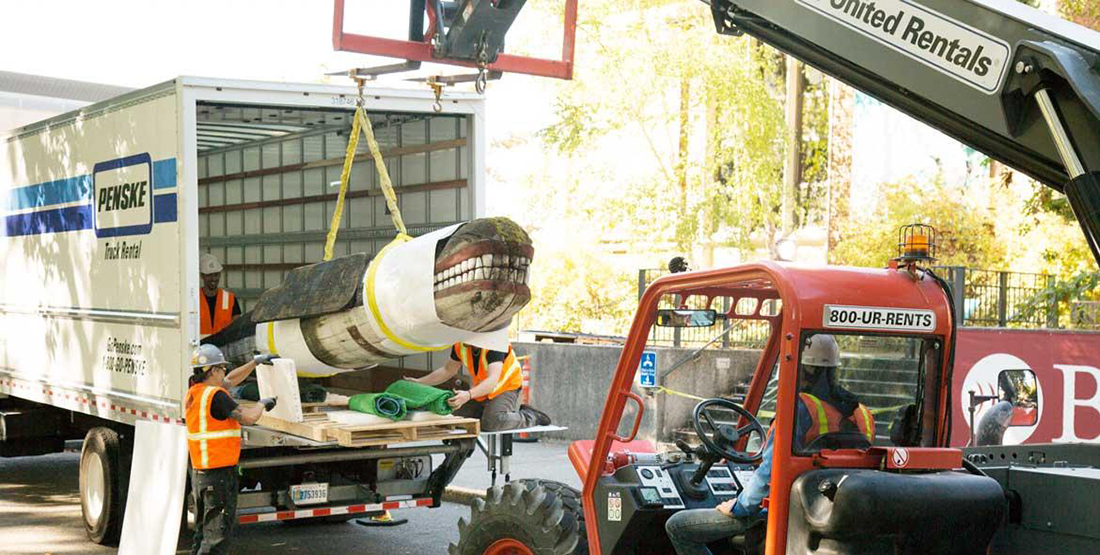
[{"xmin": 440, "ymin": 0, "xmax": 1100, "ymax": 553}]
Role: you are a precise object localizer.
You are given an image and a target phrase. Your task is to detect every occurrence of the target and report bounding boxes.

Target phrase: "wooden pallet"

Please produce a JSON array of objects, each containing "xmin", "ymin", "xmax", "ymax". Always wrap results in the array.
[
  {"xmin": 327, "ymin": 418, "xmax": 480, "ymax": 448},
  {"xmin": 255, "ymin": 406, "xmax": 479, "ymax": 447}
]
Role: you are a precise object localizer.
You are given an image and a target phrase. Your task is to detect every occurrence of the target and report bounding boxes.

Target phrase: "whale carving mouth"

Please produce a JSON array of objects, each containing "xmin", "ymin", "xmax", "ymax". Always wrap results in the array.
[
  {"xmin": 433, "ymin": 247, "xmax": 532, "ymax": 294},
  {"xmin": 433, "ymin": 218, "xmax": 534, "ymax": 332}
]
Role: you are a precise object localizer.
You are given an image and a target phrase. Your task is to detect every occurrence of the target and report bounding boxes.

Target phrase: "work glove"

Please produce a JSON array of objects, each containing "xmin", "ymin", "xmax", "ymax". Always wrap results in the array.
[
  {"xmin": 253, "ymin": 353, "xmax": 279, "ymax": 365},
  {"xmin": 260, "ymin": 397, "xmax": 278, "ymax": 411}
]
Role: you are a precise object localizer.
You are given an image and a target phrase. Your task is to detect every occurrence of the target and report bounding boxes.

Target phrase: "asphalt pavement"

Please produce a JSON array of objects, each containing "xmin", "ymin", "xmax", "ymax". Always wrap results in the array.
[{"xmin": 0, "ymin": 438, "xmax": 577, "ymax": 555}]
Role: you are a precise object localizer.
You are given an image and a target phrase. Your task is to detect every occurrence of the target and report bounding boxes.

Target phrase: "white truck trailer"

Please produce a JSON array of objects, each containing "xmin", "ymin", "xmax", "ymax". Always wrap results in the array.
[{"xmin": 0, "ymin": 77, "xmax": 485, "ymax": 544}]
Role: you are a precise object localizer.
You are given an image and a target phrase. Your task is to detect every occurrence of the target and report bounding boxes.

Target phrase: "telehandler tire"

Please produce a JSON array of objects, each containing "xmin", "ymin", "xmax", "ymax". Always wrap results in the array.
[
  {"xmin": 79, "ymin": 427, "xmax": 126, "ymax": 545},
  {"xmin": 449, "ymin": 479, "xmax": 587, "ymax": 555}
]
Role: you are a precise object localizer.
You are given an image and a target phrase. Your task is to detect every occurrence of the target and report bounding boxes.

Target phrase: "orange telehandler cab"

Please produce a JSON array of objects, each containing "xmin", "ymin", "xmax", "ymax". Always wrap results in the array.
[{"xmin": 450, "ymin": 249, "xmax": 1017, "ymax": 555}]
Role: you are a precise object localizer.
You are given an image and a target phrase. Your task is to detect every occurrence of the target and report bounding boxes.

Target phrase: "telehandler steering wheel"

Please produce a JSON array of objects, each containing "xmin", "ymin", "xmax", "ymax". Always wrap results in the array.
[{"xmin": 693, "ymin": 398, "xmax": 767, "ymax": 464}]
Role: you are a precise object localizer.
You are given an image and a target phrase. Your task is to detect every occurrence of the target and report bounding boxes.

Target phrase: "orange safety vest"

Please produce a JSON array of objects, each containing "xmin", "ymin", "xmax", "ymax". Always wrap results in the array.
[
  {"xmin": 799, "ymin": 392, "xmax": 876, "ymax": 445},
  {"xmin": 185, "ymin": 383, "xmax": 241, "ymax": 470},
  {"xmin": 454, "ymin": 343, "xmax": 523, "ymax": 401},
  {"xmin": 199, "ymin": 289, "xmax": 235, "ymax": 336}
]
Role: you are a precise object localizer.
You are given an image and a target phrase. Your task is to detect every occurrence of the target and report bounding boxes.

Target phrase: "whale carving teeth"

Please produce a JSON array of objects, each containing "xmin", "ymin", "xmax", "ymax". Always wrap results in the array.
[{"xmin": 433, "ymin": 251, "xmax": 534, "ymax": 293}]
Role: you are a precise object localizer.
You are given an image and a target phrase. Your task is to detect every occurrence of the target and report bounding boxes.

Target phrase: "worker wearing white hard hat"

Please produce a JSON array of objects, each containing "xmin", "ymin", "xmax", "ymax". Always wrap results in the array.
[
  {"xmin": 199, "ymin": 253, "xmax": 240, "ymax": 337},
  {"xmin": 185, "ymin": 344, "xmax": 277, "ymax": 555},
  {"xmin": 665, "ymin": 334, "xmax": 874, "ymax": 555}
]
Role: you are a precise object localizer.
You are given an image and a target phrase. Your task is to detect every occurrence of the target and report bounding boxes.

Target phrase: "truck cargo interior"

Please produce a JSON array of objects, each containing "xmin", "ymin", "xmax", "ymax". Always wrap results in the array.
[{"xmin": 196, "ymin": 101, "xmax": 471, "ymax": 389}]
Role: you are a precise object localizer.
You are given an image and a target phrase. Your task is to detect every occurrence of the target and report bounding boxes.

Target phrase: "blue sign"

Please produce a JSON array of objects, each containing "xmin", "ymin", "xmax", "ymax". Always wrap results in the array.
[{"xmin": 638, "ymin": 350, "xmax": 657, "ymax": 388}]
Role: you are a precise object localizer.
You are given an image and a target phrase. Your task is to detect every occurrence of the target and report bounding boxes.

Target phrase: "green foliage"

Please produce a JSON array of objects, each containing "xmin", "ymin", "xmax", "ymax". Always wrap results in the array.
[
  {"xmin": 1023, "ymin": 184, "xmax": 1074, "ymax": 224},
  {"xmin": 799, "ymin": 73, "xmax": 831, "ymax": 227},
  {"xmin": 537, "ymin": 1, "xmax": 808, "ymax": 255},
  {"xmin": 1016, "ymin": 270, "xmax": 1100, "ymax": 326},
  {"xmin": 521, "ymin": 248, "xmax": 638, "ymax": 335},
  {"xmin": 830, "ymin": 178, "xmax": 1007, "ymax": 269},
  {"xmin": 539, "ymin": 100, "xmax": 608, "ymax": 154},
  {"xmin": 1060, "ymin": 0, "xmax": 1100, "ymax": 29}
]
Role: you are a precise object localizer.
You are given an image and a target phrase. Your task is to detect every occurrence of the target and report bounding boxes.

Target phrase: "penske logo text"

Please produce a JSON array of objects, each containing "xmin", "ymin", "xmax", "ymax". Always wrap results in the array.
[
  {"xmin": 97, "ymin": 180, "xmax": 148, "ymax": 212},
  {"xmin": 93, "ymin": 153, "xmax": 154, "ymax": 238},
  {"xmin": 796, "ymin": 0, "xmax": 1011, "ymax": 93}
]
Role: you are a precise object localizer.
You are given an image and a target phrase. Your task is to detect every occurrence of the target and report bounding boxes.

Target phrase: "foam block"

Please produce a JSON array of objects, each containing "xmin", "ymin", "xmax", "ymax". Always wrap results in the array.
[
  {"xmin": 257, "ymin": 358, "xmax": 303, "ymax": 423},
  {"xmin": 118, "ymin": 420, "xmax": 188, "ymax": 555}
]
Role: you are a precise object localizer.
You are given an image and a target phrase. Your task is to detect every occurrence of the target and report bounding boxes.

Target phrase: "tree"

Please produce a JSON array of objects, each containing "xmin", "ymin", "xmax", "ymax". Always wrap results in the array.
[
  {"xmin": 538, "ymin": 1, "xmax": 814, "ymax": 261},
  {"xmin": 830, "ymin": 177, "xmax": 1007, "ymax": 269},
  {"xmin": 1060, "ymin": 0, "xmax": 1100, "ymax": 29},
  {"xmin": 497, "ymin": 1, "xmax": 827, "ymax": 334}
]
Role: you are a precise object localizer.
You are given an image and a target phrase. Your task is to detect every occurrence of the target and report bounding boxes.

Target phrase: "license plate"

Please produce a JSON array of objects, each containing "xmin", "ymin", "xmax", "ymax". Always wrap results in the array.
[{"xmin": 289, "ymin": 482, "xmax": 328, "ymax": 506}]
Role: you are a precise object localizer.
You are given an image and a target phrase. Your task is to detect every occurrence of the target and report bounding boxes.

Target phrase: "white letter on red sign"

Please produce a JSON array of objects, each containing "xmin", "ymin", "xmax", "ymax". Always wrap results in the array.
[{"xmin": 1053, "ymin": 365, "xmax": 1100, "ymax": 442}]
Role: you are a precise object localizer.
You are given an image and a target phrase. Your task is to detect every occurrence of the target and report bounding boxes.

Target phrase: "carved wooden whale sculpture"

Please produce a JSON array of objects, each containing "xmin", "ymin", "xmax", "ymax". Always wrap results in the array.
[{"xmin": 202, "ymin": 217, "xmax": 533, "ymax": 376}]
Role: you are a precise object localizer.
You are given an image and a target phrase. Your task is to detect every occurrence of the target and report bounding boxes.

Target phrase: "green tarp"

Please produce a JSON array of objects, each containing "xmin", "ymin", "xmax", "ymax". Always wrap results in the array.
[
  {"xmin": 347, "ymin": 380, "xmax": 455, "ymax": 421},
  {"xmin": 384, "ymin": 380, "xmax": 455, "ymax": 416},
  {"xmin": 348, "ymin": 393, "xmax": 407, "ymax": 421}
]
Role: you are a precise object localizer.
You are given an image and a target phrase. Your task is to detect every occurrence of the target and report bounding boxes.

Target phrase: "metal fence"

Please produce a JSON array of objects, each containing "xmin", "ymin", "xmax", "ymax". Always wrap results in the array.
[
  {"xmin": 934, "ymin": 267, "xmax": 1058, "ymax": 328},
  {"xmin": 639, "ymin": 266, "xmax": 1067, "ymax": 348}
]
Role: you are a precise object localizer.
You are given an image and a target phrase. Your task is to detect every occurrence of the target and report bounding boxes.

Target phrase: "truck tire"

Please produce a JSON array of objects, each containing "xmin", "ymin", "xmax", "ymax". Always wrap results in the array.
[
  {"xmin": 449, "ymin": 479, "xmax": 587, "ymax": 555},
  {"xmin": 79, "ymin": 427, "xmax": 126, "ymax": 545}
]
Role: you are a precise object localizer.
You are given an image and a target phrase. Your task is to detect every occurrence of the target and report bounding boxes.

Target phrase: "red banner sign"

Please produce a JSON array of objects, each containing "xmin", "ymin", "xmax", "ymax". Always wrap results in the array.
[{"xmin": 952, "ymin": 328, "xmax": 1100, "ymax": 446}]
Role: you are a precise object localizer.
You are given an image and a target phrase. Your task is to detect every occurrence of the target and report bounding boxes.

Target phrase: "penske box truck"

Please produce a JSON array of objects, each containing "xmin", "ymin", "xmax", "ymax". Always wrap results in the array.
[{"xmin": 0, "ymin": 77, "xmax": 484, "ymax": 543}]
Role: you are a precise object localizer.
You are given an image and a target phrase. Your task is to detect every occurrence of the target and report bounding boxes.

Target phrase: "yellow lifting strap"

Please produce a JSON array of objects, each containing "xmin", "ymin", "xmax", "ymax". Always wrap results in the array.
[{"xmin": 323, "ymin": 101, "xmax": 409, "ymax": 262}]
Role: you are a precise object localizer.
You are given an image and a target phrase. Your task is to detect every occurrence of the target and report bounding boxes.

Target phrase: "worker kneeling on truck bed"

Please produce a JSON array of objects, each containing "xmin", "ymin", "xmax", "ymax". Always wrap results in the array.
[
  {"xmin": 185, "ymin": 345, "xmax": 277, "ymax": 555},
  {"xmin": 199, "ymin": 253, "xmax": 241, "ymax": 337},
  {"xmin": 665, "ymin": 335, "xmax": 875, "ymax": 555},
  {"xmin": 407, "ymin": 342, "xmax": 550, "ymax": 431}
]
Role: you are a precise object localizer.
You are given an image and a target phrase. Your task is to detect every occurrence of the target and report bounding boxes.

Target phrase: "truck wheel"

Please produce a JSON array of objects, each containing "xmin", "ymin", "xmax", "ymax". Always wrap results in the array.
[
  {"xmin": 79, "ymin": 427, "xmax": 126, "ymax": 545},
  {"xmin": 449, "ymin": 479, "xmax": 587, "ymax": 555}
]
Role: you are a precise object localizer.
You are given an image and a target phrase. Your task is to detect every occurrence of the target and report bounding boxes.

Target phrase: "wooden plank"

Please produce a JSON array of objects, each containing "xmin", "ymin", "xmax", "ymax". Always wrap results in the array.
[
  {"xmin": 256, "ymin": 413, "xmax": 337, "ymax": 442},
  {"xmin": 334, "ymin": 417, "xmax": 479, "ymax": 433}
]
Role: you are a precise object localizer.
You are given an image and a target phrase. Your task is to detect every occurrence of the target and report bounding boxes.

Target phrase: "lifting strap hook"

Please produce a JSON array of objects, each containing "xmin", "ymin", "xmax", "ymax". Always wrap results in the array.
[{"xmin": 427, "ymin": 77, "xmax": 445, "ymax": 113}]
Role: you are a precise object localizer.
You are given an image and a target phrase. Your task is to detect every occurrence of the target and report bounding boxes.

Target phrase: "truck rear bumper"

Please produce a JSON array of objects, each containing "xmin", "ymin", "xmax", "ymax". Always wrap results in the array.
[{"xmin": 238, "ymin": 497, "xmax": 433, "ymax": 524}]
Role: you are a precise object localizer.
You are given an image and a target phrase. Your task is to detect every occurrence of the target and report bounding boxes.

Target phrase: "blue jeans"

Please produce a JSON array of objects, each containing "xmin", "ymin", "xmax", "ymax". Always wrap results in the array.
[{"xmin": 665, "ymin": 508, "xmax": 756, "ymax": 555}]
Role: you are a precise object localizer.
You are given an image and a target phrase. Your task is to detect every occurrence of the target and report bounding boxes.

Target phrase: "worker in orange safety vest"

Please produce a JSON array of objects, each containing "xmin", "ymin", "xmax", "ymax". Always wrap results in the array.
[
  {"xmin": 406, "ymin": 342, "xmax": 550, "ymax": 431},
  {"xmin": 185, "ymin": 344, "xmax": 276, "ymax": 555},
  {"xmin": 795, "ymin": 334, "xmax": 875, "ymax": 448},
  {"xmin": 199, "ymin": 253, "xmax": 241, "ymax": 337},
  {"xmin": 665, "ymin": 334, "xmax": 874, "ymax": 555}
]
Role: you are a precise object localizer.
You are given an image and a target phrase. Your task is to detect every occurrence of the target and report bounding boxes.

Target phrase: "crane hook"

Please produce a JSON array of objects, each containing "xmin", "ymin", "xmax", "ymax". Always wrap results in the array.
[{"xmin": 427, "ymin": 77, "xmax": 445, "ymax": 113}]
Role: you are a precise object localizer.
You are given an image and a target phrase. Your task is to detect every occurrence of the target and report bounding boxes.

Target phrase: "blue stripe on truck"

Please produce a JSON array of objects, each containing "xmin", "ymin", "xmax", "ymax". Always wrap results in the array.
[
  {"xmin": 4, "ymin": 204, "xmax": 94, "ymax": 236},
  {"xmin": 152, "ymin": 159, "xmax": 177, "ymax": 190},
  {"xmin": 2, "ymin": 193, "xmax": 178, "ymax": 237},
  {"xmin": 4, "ymin": 158, "xmax": 177, "ymax": 211},
  {"xmin": 153, "ymin": 193, "xmax": 178, "ymax": 224},
  {"xmin": 7, "ymin": 175, "xmax": 92, "ymax": 211}
]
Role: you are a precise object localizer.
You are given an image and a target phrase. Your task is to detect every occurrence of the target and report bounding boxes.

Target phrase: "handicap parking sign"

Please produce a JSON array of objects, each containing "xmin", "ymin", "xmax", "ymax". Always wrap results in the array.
[{"xmin": 638, "ymin": 351, "xmax": 657, "ymax": 388}]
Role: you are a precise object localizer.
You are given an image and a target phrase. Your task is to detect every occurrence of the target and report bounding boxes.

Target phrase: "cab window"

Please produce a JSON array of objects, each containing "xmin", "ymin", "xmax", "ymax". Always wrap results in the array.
[{"xmin": 792, "ymin": 332, "xmax": 938, "ymax": 455}]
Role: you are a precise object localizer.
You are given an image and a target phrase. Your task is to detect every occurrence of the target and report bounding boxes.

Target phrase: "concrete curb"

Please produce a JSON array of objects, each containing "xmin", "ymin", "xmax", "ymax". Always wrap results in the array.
[{"xmin": 443, "ymin": 485, "xmax": 487, "ymax": 506}]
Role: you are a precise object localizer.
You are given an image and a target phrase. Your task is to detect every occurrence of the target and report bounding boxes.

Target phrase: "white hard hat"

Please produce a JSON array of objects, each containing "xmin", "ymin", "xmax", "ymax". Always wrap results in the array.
[
  {"xmin": 803, "ymin": 334, "xmax": 840, "ymax": 367},
  {"xmin": 200, "ymin": 253, "xmax": 223, "ymax": 275},
  {"xmin": 190, "ymin": 344, "xmax": 227, "ymax": 369}
]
